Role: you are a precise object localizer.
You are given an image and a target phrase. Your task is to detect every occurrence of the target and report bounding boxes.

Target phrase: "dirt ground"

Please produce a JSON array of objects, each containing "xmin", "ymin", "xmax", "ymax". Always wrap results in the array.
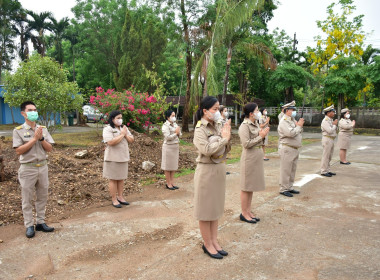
[
  {"xmin": 0, "ymin": 129, "xmax": 198, "ymax": 226},
  {"xmin": 0, "ymin": 133, "xmax": 379, "ymax": 280}
]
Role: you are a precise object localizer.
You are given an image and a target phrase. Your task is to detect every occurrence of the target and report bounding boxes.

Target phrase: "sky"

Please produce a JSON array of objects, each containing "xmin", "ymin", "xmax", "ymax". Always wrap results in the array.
[{"xmin": 18, "ymin": 0, "xmax": 380, "ymax": 52}]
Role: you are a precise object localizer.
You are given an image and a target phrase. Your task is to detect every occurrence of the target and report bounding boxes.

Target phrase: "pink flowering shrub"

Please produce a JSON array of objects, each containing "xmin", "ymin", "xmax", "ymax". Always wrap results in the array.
[{"xmin": 89, "ymin": 87, "xmax": 168, "ymax": 132}]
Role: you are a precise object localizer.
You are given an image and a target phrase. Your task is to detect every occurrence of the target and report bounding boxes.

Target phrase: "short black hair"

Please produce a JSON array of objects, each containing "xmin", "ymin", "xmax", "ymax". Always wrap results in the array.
[
  {"xmin": 260, "ymin": 108, "xmax": 266, "ymax": 114},
  {"xmin": 324, "ymin": 109, "xmax": 335, "ymax": 115},
  {"xmin": 219, "ymin": 105, "xmax": 226, "ymax": 113},
  {"xmin": 107, "ymin": 110, "xmax": 122, "ymax": 128},
  {"xmin": 20, "ymin": 101, "xmax": 36, "ymax": 111},
  {"xmin": 164, "ymin": 109, "xmax": 174, "ymax": 120},
  {"xmin": 284, "ymin": 107, "xmax": 295, "ymax": 113},
  {"xmin": 340, "ymin": 112, "xmax": 348, "ymax": 119}
]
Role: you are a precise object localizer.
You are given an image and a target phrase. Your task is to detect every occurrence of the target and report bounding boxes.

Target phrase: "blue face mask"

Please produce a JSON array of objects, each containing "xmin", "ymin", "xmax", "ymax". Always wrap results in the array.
[
  {"xmin": 291, "ymin": 111, "xmax": 297, "ymax": 118},
  {"xmin": 26, "ymin": 111, "xmax": 39, "ymax": 122}
]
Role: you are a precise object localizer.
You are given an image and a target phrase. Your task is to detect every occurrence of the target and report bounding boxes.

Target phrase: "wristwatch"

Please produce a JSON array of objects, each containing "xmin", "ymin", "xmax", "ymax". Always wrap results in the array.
[{"xmin": 39, "ymin": 137, "xmax": 45, "ymax": 141}]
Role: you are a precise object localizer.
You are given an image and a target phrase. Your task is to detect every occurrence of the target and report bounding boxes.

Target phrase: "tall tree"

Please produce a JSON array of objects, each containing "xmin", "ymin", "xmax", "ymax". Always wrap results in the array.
[
  {"xmin": 0, "ymin": 0, "xmax": 21, "ymax": 82},
  {"xmin": 12, "ymin": 8, "xmax": 31, "ymax": 61},
  {"xmin": 49, "ymin": 16, "xmax": 70, "ymax": 64},
  {"xmin": 27, "ymin": 11, "xmax": 53, "ymax": 56},
  {"xmin": 116, "ymin": 8, "xmax": 166, "ymax": 91}
]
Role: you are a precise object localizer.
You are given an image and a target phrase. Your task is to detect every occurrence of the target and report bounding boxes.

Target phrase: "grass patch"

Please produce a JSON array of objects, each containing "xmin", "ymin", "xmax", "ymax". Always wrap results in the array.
[
  {"xmin": 0, "ymin": 124, "xmax": 19, "ymax": 131},
  {"xmin": 179, "ymin": 139, "xmax": 192, "ymax": 146},
  {"xmin": 156, "ymin": 168, "xmax": 195, "ymax": 179},
  {"xmin": 140, "ymin": 177, "xmax": 157, "ymax": 186},
  {"xmin": 53, "ymin": 131, "xmax": 102, "ymax": 147}
]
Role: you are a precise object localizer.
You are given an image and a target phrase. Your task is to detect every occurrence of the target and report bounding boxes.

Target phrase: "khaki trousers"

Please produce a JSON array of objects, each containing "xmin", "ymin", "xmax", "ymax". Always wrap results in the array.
[
  {"xmin": 320, "ymin": 137, "xmax": 335, "ymax": 174},
  {"xmin": 18, "ymin": 164, "xmax": 49, "ymax": 227},
  {"xmin": 279, "ymin": 145, "xmax": 299, "ymax": 192}
]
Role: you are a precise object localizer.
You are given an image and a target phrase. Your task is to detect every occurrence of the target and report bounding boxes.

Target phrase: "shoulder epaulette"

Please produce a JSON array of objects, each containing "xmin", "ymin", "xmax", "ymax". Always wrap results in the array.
[
  {"xmin": 40, "ymin": 125, "xmax": 46, "ymax": 128},
  {"xmin": 196, "ymin": 121, "xmax": 202, "ymax": 128},
  {"xmin": 242, "ymin": 119, "xmax": 248, "ymax": 124},
  {"xmin": 15, "ymin": 125, "xmax": 23, "ymax": 130}
]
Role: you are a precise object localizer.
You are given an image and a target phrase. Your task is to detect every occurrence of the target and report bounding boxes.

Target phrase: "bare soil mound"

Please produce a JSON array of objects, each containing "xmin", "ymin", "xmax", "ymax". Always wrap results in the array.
[{"xmin": 0, "ymin": 130, "xmax": 196, "ymax": 226}]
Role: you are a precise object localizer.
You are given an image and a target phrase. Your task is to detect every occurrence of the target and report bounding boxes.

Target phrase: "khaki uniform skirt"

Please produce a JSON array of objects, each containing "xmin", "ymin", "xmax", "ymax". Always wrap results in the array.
[
  {"xmin": 240, "ymin": 147, "xmax": 265, "ymax": 192},
  {"xmin": 103, "ymin": 161, "xmax": 128, "ymax": 180},
  {"xmin": 337, "ymin": 131, "xmax": 352, "ymax": 150},
  {"xmin": 194, "ymin": 163, "xmax": 226, "ymax": 221},
  {"xmin": 161, "ymin": 143, "xmax": 179, "ymax": 171}
]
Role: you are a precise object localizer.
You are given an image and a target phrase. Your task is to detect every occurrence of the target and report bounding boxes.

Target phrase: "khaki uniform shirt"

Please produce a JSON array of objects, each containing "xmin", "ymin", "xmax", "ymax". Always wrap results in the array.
[
  {"xmin": 338, "ymin": 118, "xmax": 354, "ymax": 134},
  {"xmin": 193, "ymin": 118, "xmax": 231, "ymax": 164},
  {"xmin": 259, "ymin": 115, "xmax": 269, "ymax": 128},
  {"xmin": 103, "ymin": 125, "xmax": 132, "ymax": 162},
  {"xmin": 238, "ymin": 118, "xmax": 263, "ymax": 149},
  {"xmin": 278, "ymin": 115, "xmax": 303, "ymax": 148},
  {"xmin": 321, "ymin": 116, "xmax": 337, "ymax": 138},
  {"xmin": 162, "ymin": 120, "xmax": 181, "ymax": 144},
  {"xmin": 278, "ymin": 112, "xmax": 284, "ymax": 122},
  {"xmin": 13, "ymin": 123, "xmax": 55, "ymax": 163}
]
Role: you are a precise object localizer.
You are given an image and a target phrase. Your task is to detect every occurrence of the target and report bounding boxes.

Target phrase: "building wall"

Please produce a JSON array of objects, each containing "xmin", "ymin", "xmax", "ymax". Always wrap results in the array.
[{"xmin": 0, "ymin": 86, "xmax": 25, "ymax": 124}]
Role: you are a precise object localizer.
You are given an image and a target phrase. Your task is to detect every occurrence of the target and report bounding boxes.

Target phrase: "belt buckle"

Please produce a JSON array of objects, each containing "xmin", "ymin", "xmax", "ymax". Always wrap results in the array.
[{"xmin": 36, "ymin": 164, "xmax": 41, "ymax": 167}]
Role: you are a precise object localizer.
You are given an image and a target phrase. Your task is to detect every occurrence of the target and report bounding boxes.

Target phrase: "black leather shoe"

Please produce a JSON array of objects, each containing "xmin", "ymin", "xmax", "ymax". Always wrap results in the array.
[
  {"xmin": 26, "ymin": 226, "xmax": 35, "ymax": 238},
  {"xmin": 280, "ymin": 191, "xmax": 293, "ymax": 197},
  {"xmin": 166, "ymin": 184, "xmax": 175, "ymax": 190},
  {"xmin": 35, "ymin": 223, "xmax": 54, "ymax": 232},
  {"xmin": 117, "ymin": 199, "xmax": 130, "ymax": 205},
  {"xmin": 202, "ymin": 245, "xmax": 223, "ymax": 259},
  {"xmin": 328, "ymin": 172, "xmax": 336, "ymax": 176},
  {"xmin": 289, "ymin": 189, "xmax": 300, "ymax": 194},
  {"xmin": 112, "ymin": 203, "xmax": 122, "ymax": 208},
  {"xmin": 340, "ymin": 161, "xmax": 351, "ymax": 165},
  {"xmin": 239, "ymin": 213, "xmax": 257, "ymax": 223},
  {"xmin": 321, "ymin": 173, "xmax": 332, "ymax": 177},
  {"xmin": 172, "ymin": 185, "xmax": 179, "ymax": 189},
  {"xmin": 217, "ymin": 249, "xmax": 228, "ymax": 256},
  {"xmin": 252, "ymin": 217, "xmax": 260, "ymax": 222},
  {"xmin": 226, "ymin": 172, "xmax": 231, "ymax": 175}
]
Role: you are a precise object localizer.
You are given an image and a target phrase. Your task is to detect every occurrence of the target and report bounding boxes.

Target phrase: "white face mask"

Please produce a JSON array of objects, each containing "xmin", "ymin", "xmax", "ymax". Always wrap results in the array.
[
  {"xmin": 263, "ymin": 111, "xmax": 267, "ymax": 116},
  {"xmin": 345, "ymin": 114, "xmax": 350, "ymax": 119},
  {"xmin": 223, "ymin": 111, "xmax": 229, "ymax": 118},
  {"xmin": 291, "ymin": 111, "xmax": 297, "ymax": 118},
  {"xmin": 115, "ymin": 119, "xmax": 123, "ymax": 126},
  {"xmin": 208, "ymin": 110, "xmax": 221, "ymax": 121},
  {"xmin": 170, "ymin": 116, "xmax": 176, "ymax": 122},
  {"xmin": 254, "ymin": 111, "xmax": 262, "ymax": 120}
]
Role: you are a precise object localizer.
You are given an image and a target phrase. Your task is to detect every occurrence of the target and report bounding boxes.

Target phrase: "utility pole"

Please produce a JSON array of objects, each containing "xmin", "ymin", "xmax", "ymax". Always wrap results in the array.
[{"xmin": 293, "ymin": 32, "xmax": 298, "ymax": 51}]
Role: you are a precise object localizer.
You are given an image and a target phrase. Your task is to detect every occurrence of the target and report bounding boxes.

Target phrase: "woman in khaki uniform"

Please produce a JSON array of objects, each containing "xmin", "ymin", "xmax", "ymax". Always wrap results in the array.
[
  {"xmin": 219, "ymin": 105, "xmax": 229, "ymax": 126},
  {"xmin": 161, "ymin": 109, "xmax": 182, "ymax": 190},
  {"xmin": 338, "ymin": 108, "xmax": 355, "ymax": 165},
  {"xmin": 259, "ymin": 108, "xmax": 270, "ymax": 160},
  {"xmin": 103, "ymin": 110, "xmax": 134, "ymax": 208},
  {"xmin": 193, "ymin": 96, "xmax": 231, "ymax": 259},
  {"xmin": 239, "ymin": 103, "xmax": 269, "ymax": 223}
]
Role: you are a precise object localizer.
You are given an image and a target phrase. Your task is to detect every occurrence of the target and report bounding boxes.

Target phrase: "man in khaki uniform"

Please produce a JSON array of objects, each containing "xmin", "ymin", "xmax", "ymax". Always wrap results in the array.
[
  {"xmin": 277, "ymin": 101, "xmax": 304, "ymax": 197},
  {"xmin": 278, "ymin": 105, "xmax": 285, "ymax": 122},
  {"xmin": 320, "ymin": 105, "xmax": 338, "ymax": 177},
  {"xmin": 13, "ymin": 101, "xmax": 55, "ymax": 238}
]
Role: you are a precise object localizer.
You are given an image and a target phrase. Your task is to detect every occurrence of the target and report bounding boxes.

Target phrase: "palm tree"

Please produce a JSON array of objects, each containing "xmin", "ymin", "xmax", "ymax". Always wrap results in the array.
[
  {"xmin": 27, "ymin": 11, "xmax": 52, "ymax": 56},
  {"xmin": 12, "ymin": 9, "xmax": 31, "ymax": 61},
  {"xmin": 49, "ymin": 16, "xmax": 70, "ymax": 64}
]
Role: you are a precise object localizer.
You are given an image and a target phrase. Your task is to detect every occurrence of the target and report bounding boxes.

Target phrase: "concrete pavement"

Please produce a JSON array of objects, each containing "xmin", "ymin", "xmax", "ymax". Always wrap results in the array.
[{"xmin": 0, "ymin": 134, "xmax": 379, "ymax": 279}]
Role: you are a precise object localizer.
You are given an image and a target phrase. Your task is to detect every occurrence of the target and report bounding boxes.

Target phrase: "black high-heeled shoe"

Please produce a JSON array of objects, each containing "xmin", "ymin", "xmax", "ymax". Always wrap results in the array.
[
  {"xmin": 172, "ymin": 185, "xmax": 179, "ymax": 189},
  {"xmin": 217, "ymin": 249, "xmax": 228, "ymax": 256},
  {"xmin": 202, "ymin": 245, "xmax": 223, "ymax": 259}
]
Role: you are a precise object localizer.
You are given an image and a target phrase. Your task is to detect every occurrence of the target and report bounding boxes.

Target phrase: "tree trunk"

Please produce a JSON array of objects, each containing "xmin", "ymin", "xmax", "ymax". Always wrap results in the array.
[
  {"xmin": 289, "ymin": 86, "xmax": 294, "ymax": 102},
  {"xmin": 338, "ymin": 93, "xmax": 344, "ymax": 115},
  {"xmin": 181, "ymin": 0, "xmax": 192, "ymax": 132},
  {"xmin": 10, "ymin": 107, "xmax": 15, "ymax": 124},
  {"xmin": 222, "ymin": 41, "xmax": 232, "ymax": 106}
]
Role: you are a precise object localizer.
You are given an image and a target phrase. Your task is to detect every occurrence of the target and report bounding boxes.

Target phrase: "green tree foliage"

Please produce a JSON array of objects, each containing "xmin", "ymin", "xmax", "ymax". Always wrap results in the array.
[
  {"xmin": 71, "ymin": 0, "xmax": 128, "ymax": 90},
  {"xmin": 366, "ymin": 56, "xmax": 380, "ymax": 106},
  {"xmin": 116, "ymin": 8, "xmax": 166, "ymax": 91},
  {"xmin": 323, "ymin": 56, "xmax": 366, "ymax": 108},
  {"xmin": 269, "ymin": 62, "xmax": 314, "ymax": 103},
  {"xmin": 27, "ymin": 11, "xmax": 53, "ymax": 56},
  {"xmin": 0, "ymin": 0, "xmax": 21, "ymax": 82},
  {"xmin": 49, "ymin": 17, "xmax": 70, "ymax": 64},
  {"xmin": 4, "ymin": 55, "xmax": 82, "ymax": 130}
]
